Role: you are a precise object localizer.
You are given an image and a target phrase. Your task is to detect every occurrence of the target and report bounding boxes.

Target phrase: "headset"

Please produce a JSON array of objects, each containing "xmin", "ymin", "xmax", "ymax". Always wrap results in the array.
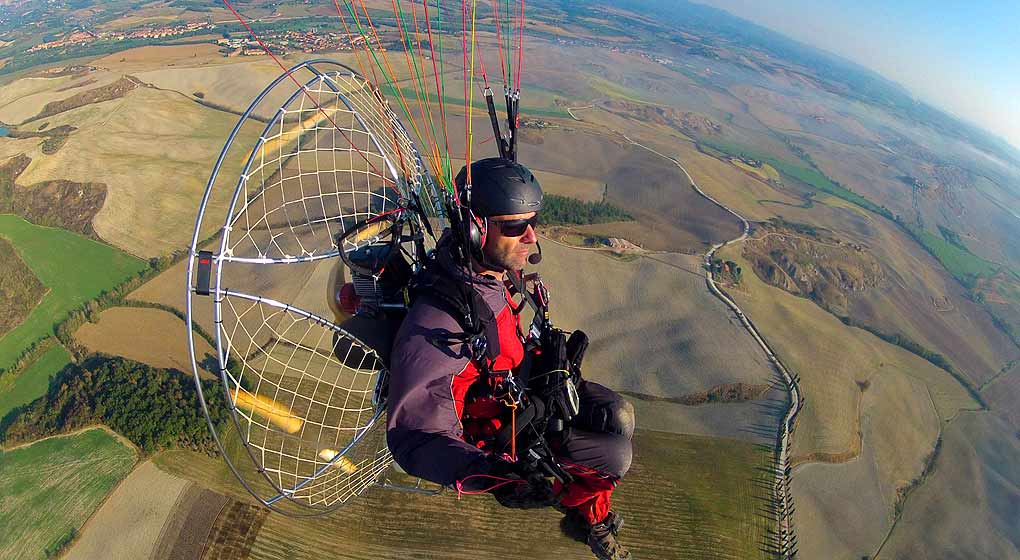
[{"xmin": 456, "ymin": 183, "xmax": 488, "ymax": 266}]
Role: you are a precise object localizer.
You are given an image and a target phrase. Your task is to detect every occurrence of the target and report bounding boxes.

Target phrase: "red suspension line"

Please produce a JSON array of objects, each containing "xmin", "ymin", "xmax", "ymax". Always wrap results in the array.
[
  {"xmin": 515, "ymin": 0, "xmax": 524, "ymax": 91},
  {"xmin": 461, "ymin": 0, "xmax": 471, "ymax": 183},
  {"xmin": 220, "ymin": 0, "xmax": 398, "ymax": 193},
  {"xmin": 421, "ymin": 0, "xmax": 451, "ymax": 178},
  {"xmin": 489, "ymin": 0, "xmax": 509, "ymax": 87},
  {"xmin": 331, "ymin": 0, "xmax": 378, "ymax": 87}
]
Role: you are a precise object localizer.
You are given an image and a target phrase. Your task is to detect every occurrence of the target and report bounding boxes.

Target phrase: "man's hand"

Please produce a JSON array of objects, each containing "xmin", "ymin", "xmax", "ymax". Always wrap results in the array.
[
  {"xmin": 491, "ymin": 471, "xmax": 557, "ymax": 509},
  {"xmin": 487, "ymin": 459, "xmax": 558, "ymax": 509}
]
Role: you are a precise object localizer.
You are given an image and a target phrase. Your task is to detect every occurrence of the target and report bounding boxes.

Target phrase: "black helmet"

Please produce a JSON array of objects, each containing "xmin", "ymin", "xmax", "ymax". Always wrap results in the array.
[{"xmin": 454, "ymin": 157, "xmax": 543, "ymax": 217}]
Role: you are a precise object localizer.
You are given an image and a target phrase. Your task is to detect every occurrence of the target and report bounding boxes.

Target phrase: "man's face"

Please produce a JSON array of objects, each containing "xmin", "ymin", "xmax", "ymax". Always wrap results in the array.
[{"xmin": 480, "ymin": 211, "xmax": 538, "ymax": 273}]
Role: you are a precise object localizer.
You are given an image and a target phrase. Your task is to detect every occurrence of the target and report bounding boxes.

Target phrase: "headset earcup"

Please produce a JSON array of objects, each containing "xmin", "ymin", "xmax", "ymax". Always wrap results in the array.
[
  {"xmin": 460, "ymin": 208, "xmax": 486, "ymax": 262},
  {"xmin": 476, "ymin": 216, "xmax": 487, "ymax": 249}
]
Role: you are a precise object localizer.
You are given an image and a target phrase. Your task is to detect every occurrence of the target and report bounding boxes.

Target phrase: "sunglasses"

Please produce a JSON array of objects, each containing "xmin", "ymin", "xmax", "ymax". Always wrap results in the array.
[{"xmin": 490, "ymin": 215, "xmax": 538, "ymax": 237}]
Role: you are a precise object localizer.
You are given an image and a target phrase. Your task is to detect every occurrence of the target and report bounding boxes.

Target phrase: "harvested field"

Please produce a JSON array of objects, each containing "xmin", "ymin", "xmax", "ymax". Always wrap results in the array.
[
  {"xmin": 202, "ymin": 500, "xmax": 268, "ymax": 560},
  {"xmin": 793, "ymin": 372, "xmax": 939, "ymax": 560},
  {"xmin": 153, "ymin": 485, "xmax": 230, "ymax": 560},
  {"xmin": 2, "ymin": 152, "xmax": 106, "ymax": 234},
  {"xmin": 0, "ymin": 343, "xmax": 71, "ymax": 419},
  {"xmin": 539, "ymin": 244, "xmax": 773, "ymax": 398},
  {"xmin": 626, "ymin": 384, "xmax": 787, "ymax": 445},
  {"xmin": 0, "ymin": 428, "xmax": 137, "ymax": 560},
  {"xmin": 714, "ymin": 243, "xmax": 976, "ymax": 459},
  {"xmin": 878, "ymin": 410, "xmax": 1020, "ymax": 560},
  {"xmin": 33, "ymin": 76, "xmax": 138, "ymax": 121},
  {"xmin": 532, "ymin": 168, "xmax": 605, "ymax": 202},
  {"xmin": 0, "ymin": 71, "xmax": 122, "ymax": 125},
  {"xmin": 0, "ymin": 237, "xmax": 46, "ymax": 338},
  {"xmin": 982, "ymin": 363, "xmax": 1020, "ymax": 429},
  {"xmin": 91, "ymin": 44, "xmax": 228, "ymax": 72},
  {"xmin": 155, "ymin": 430, "xmax": 774, "ymax": 560},
  {"xmin": 66, "ymin": 461, "xmax": 191, "ymax": 560},
  {"xmin": 131, "ymin": 252, "xmax": 336, "ymax": 342},
  {"xmin": 578, "ymin": 107, "xmax": 801, "ymax": 224},
  {"xmin": 15, "ymin": 83, "xmax": 260, "ymax": 257},
  {"xmin": 133, "ymin": 56, "xmax": 312, "ymax": 116},
  {"xmin": 0, "ymin": 215, "xmax": 147, "ymax": 372},
  {"xmin": 445, "ymin": 116, "xmax": 742, "ymax": 252},
  {"xmin": 74, "ymin": 306, "xmax": 215, "ymax": 375}
]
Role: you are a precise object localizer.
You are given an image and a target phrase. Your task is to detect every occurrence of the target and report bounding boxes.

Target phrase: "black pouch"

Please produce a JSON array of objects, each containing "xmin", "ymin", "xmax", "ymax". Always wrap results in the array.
[
  {"xmin": 530, "ymin": 328, "xmax": 580, "ymax": 424},
  {"xmin": 565, "ymin": 330, "xmax": 589, "ymax": 377}
]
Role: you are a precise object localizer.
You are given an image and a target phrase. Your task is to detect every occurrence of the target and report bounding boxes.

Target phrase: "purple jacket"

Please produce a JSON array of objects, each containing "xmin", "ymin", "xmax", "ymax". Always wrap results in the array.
[{"xmin": 385, "ymin": 236, "xmax": 511, "ymax": 486}]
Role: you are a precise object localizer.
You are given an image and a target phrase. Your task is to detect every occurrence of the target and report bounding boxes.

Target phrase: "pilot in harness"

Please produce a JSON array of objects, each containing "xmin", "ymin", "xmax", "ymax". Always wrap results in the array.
[{"xmin": 365, "ymin": 157, "xmax": 636, "ymax": 560}]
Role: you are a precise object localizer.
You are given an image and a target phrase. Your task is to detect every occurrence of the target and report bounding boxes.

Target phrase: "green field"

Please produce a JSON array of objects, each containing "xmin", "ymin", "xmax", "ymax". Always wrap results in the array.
[
  {"xmin": 0, "ymin": 215, "xmax": 147, "ymax": 371},
  {"xmin": 0, "ymin": 343, "xmax": 71, "ymax": 420},
  {"xmin": 906, "ymin": 225, "xmax": 1000, "ymax": 284},
  {"xmin": 0, "ymin": 428, "xmax": 137, "ymax": 559},
  {"xmin": 155, "ymin": 429, "xmax": 774, "ymax": 559},
  {"xmin": 700, "ymin": 139, "xmax": 892, "ymax": 218}
]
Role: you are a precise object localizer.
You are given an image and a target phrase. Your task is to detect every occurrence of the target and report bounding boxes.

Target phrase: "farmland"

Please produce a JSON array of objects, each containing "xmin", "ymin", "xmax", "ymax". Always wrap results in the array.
[
  {"xmin": 74, "ymin": 306, "xmax": 215, "ymax": 374},
  {"xmin": 0, "ymin": 237, "xmax": 46, "ymax": 338},
  {"xmin": 0, "ymin": 1, "xmax": 1018, "ymax": 557},
  {"xmin": 154, "ymin": 429, "xmax": 775, "ymax": 560},
  {"xmin": 0, "ymin": 215, "xmax": 147, "ymax": 372},
  {"xmin": 0, "ymin": 343, "xmax": 71, "ymax": 419},
  {"xmin": 0, "ymin": 428, "xmax": 137, "ymax": 560},
  {"xmin": 714, "ymin": 242, "xmax": 978, "ymax": 556},
  {"xmin": 65, "ymin": 461, "xmax": 192, "ymax": 560}
]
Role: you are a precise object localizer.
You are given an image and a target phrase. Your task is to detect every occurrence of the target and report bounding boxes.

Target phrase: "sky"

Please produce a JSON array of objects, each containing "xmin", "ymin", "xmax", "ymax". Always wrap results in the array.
[{"xmin": 692, "ymin": 0, "xmax": 1020, "ymax": 152}]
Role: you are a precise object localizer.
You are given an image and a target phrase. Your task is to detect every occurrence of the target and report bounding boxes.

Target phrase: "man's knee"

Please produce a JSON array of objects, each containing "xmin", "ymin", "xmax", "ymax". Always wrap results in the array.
[
  {"xmin": 577, "ymin": 393, "xmax": 636, "ymax": 440},
  {"xmin": 614, "ymin": 398, "xmax": 635, "ymax": 440},
  {"xmin": 603, "ymin": 434, "xmax": 633, "ymax": 479}
]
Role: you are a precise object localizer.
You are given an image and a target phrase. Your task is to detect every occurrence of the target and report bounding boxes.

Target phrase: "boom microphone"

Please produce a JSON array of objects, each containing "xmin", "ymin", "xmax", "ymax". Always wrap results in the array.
[{"xmin": 528, "ymin": 241, "xmax": 543, "ymax": 265}]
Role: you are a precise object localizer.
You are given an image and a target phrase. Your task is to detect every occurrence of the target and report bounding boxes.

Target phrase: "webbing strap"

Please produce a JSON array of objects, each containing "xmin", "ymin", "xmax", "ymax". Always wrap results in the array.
[{"xmin": 413, "ymin": 261, "xmax": 500, "ymax": 361}]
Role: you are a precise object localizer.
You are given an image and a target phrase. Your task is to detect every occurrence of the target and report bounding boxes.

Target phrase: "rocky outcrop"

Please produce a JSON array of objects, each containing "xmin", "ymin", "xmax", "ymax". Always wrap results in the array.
[
  {"xmin": 743, "ymin": 219, "xmax": 884, "ymax": 316},
  {"xmin": 603, "ymin": 100, "xmax": 722, "ymax": 136}
]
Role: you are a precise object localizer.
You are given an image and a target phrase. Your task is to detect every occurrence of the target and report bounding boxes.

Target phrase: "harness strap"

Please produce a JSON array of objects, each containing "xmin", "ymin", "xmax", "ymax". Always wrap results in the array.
[{"xmin": 412, "ymin": 259, "xmax": 501, "ymax": 362}]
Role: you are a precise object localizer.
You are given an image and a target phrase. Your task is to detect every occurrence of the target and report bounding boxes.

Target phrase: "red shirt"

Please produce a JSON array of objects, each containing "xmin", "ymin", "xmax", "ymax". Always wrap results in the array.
[{"xmin": 451, "ymin": 293, "xmax": 525, "ymax": 447}]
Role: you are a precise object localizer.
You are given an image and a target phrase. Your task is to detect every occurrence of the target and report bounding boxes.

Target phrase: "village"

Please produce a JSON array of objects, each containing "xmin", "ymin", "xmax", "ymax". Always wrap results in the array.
[
  {"xmin": 216, "ymin": 30, "xmax": 367, "ymax": 56},
  {"xmin": 26, "ymin": 21, "xmax": 214, "ymax": 53},
  {"xmin": 26, "ymin": 21, "xmax": 372, "ymax": 57}
]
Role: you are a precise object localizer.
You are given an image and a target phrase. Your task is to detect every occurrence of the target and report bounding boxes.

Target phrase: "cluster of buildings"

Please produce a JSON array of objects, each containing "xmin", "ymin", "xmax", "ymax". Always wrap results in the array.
[
  {"xmin": 27, "ymin": 21, "xmax": 214, "ymax": 53},
  {"xmin": 217, "ymin": 31, "xmax": 368, "ymax": 57}
]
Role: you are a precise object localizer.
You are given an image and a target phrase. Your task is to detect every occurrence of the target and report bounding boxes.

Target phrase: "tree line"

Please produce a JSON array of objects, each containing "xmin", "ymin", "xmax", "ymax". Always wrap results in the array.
[
  {"xmin": 837, "ymin": 315, "xmax": 986, "ymax": 408},
  {"xmin": 538, "ymin": 194, "xmax": 633, "ymax": 226},
  {"xmin": 1, "ymin": 355, "xmax": 228, "ymax": 455}
]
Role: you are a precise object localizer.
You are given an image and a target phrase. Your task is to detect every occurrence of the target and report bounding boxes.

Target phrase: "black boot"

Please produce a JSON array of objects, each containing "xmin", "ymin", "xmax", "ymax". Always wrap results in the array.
[
  {"xmin": 587, "ymin": 514, "xmax": 631, "ymax": 560},
  {"xmin": 558, "ymin": 507, "xmax": 626, "ymax": 544}
]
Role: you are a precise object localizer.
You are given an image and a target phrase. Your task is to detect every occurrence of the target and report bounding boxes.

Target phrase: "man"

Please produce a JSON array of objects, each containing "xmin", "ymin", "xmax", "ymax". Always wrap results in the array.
[{"xmin": 386, "ymin": 157, "xmax": 636, "ymax": 560}]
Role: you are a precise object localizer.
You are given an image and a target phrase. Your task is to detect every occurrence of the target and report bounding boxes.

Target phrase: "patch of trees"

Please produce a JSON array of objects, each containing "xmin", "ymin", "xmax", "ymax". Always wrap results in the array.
[
  {"xmin": 710, "ymin": 258, "xmax": 742, "ymax": 283},
  {"xmin": 45, "ymin": 528, "xmax": 76, "ymax": 559},
  {"xmin": 936, "ymin": 225, "xmax": 966, "ymax": 250},
  {"xmin": 0, "ymin": 238, "xmax": 47, "ymax": 336},
  {"xmin": 1, "ymin": 355, "xmax": 228, "ymax": 455},
  {"xmin": 892, "ymin": 434, "xmax": 943, "ymax": 521},
  {"xmin": 990, "ymin": 314, "xmax": 1019, "ymax": 345},
  {"xmin": 538, "ymin": 194, "xmax": 633, "ymax": 226},
  {"xmin": 767, "ymin": 217, "xmax": 820, "ymax": 238},
  {"xmin": 169, "ymin": 0, "xmax": 215, "ymax": 11}
]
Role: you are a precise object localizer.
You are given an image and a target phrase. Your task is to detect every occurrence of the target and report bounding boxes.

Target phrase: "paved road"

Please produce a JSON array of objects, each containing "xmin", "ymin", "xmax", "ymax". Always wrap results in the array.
[{"xmin": 621, "ymin": 133, "xmax": 803, "ymax": 558}]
